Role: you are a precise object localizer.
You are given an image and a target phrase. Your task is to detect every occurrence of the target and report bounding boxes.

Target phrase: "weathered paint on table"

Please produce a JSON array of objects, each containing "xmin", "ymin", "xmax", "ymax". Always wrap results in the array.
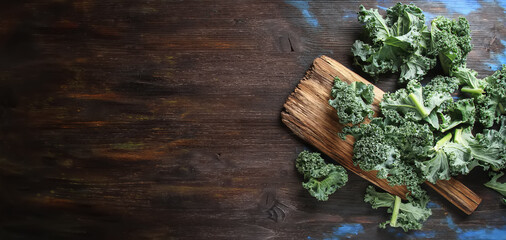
[{"xmin": 0, "ymin": 0, "xmax": 505, "ymax": 239}]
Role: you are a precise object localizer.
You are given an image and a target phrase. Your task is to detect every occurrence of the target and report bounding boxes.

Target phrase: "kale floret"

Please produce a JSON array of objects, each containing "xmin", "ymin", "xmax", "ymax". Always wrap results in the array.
[
  {"xmin": 329, "ymin": 77, "xmax": 375, "ymax": 125},
  {"xmin": 364, "ymin": 186, "xmax": 431, "ymax": 232},
  {"xmin": 415, "ymin": 130, "xmax": 473, "ymax": 183},
  {"xmin": 380, "ymin": 80, "xmax": 452, "ymax": 129},
  {"xmin": 454, "ymin": 123, "xmax": 506, "ymax": 171},
  {"xmin": 430, "ymin": 16, "xmax": 473, "ymax": 75},
  {"xmin": 352, "ymin": 3, "xmax": 435, "ymax": 83},
  {"xmin": 452, "ymin": 67, "xmax": 487, "ymax": 96},
  {"xmin": 438, "ymin": 98, "xmax": 476, "ymax": 133},
  {"xmin": 476, "ymin": 65, "xmax": 506, "ymax": 127},
  {"xmin": 342, "ymin": 118, "xmax": 432, "ymax": 190},
  {"xmin": 295, "ymin": 151, "xmax": 348, "ymax": 201},
  {"xmin": 424, "ymin": 75, "xmax": 460, "ymax": 94}
]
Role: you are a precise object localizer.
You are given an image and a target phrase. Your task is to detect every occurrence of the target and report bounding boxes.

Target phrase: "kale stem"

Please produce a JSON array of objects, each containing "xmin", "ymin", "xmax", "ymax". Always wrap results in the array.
[
  {"xmin": 453, "ymin": 128, "xmax": 463, "ymax": 143},
  {"xmin": 390, "ymin": 196, "xmax": 401, "ymax": 227},
  {"xmin": 351, "ymin": 81, "xmax": 357, "ymax": 92},
  {"xmin": 498, "ymin": 103, "xmax": 505, "ymax": 114},
  {"xmin": 461, "ymin": 87, "xmax": 484, "ymax": 95},
  {"xmin": 435, "ymin": 132, "xmax": 453, "ymax": 151},
  {"xmin": 408, "ymin": 93, "xmax": 429, "ymax": 118}
]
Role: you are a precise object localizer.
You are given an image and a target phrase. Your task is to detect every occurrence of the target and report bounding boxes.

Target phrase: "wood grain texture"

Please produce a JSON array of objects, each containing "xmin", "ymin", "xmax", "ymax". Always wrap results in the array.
[
  {"xmin": 0, "ymin": 0, "xmax": 504, "ymax": 239},
  {"xmin": 281, "ymin": 55, "xmax": 482, "ymax": 214}
]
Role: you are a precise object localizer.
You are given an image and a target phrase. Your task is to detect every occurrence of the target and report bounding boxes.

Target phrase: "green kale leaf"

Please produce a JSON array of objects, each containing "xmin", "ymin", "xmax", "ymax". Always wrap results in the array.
[
  {"xmin": 430, "ymin": 16, "xmax": 473, "ymax": 75},
  {"xmin": 380, "ymin": 80, "xmax": 452, "ymax": 128},
  {"xmin": 352, "ymin": 3, "xmax": 435, "ymax": 83},
  {"xmin": 423, "ymin": 75, "xmax": 460, "ymax": 95},
  {"xmin": 415, "ymin": 131, "xmax": 473, "ymax": 183},
  {"xmin": 329, "ymin": 77, "xmax": 375, "ymax": 125},
  {"xmin": 364, "ymin": 186, "xmax": 431, "ymax": 232},
  {"xmin": 476, "ymin": 66, "xmax": 506, "ymax": 127},
  {"xmin": 454, "ymin": 124, "xmax": 506, "ymax": 171},
  {"xmin": 438, "ymin": 98, "xmax": 476, "ymax": 133},
  {"xmin": 295, "ymin": 150, "xmax": 348, "ymax": 201},
  {"xmin": 452, "ymin": 67, "xmax": 487, "ymax": 96},
  {"xmin": 484, "ymin": 171, "xmax": 506, "ymax": 197},
  {"xmin": 342, "ymin": 118, "xmax": 431, "ymax": 193}
]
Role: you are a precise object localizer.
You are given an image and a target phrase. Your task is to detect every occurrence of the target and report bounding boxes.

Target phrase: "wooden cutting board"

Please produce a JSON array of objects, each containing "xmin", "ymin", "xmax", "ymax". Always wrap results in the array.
[{"xmin": 281, "ymin": 55, "xmax": 481, "ymax": 215}]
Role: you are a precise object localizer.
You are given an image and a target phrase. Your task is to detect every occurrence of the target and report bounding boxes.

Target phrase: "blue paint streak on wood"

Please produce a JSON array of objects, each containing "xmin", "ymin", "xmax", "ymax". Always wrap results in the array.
[
  {"xmin": 446, "ymin": 215, "xmax": 462, "ymax": 233},
  {"xmin": 286, "ymin": 0, "xmax": 319, "ymax": 27},
  {"xmin": 426, "ymin": 0, "xmax": 481, "ymax": 15},
  {"xmin": 458, "ymin": 226, "xmax": 506, "ymax": 240},
  {"xmin": 446, "ymin": 215, "xmax": 506, "ymax": 240},
  {"xmin": 377, "ymin": 5, "xmax": 388, "ymax": 11},
  {"xmin": 486, "ymin": 40, "xmax": 506, "ymax": 71},
  {"xmin": 423, "ymin": 11, "xmax": 437, "ymax": 23},
  {"xmin": 314, "ymin": 223, "xmax": 364, "ymax": 240},
  {"xmin": 483, "ymin": 0, "xmax": 506, "ymax": 13},
  {"xmin": 426, "ymin": 201, "xmax": 441, "ymax": 208}
]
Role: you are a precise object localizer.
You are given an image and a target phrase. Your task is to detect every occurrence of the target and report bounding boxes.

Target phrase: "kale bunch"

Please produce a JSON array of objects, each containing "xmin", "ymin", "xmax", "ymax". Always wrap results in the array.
[
  {"xmin": 295, "ymin": 150, "xmax": 348, "ymax": 201},
  {"xmin": 329, "ymin": 76, "xmax": 375, "ymax": 125},
  {"xmin": 365, "ymin": 186, "xmax": 431, "ymax": 231},
  {"xmin": 430, "ymin": 16, "xmax": 473, "ymax": 75},
  {"xmin": 476, "ymin": 66, "xmax": 506, "ymax": 127},
  {"xmin": 451, "ymin": 66, "xmax": 505, "ymax": 127},
  {"xmin": 380, "ymin": 79, "xmax": 453, "ymax": 129},
  {"xmin": 295, "ymin": 2, "xmax": 506, "ymax": 232},
  {"xmin": 352, "ymin": 3, "xmax": 435, "ymax": 83}
]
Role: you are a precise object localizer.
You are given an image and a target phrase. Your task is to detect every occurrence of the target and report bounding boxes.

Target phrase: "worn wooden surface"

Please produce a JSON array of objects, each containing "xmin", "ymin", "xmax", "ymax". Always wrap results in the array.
[
  {"xmin": 281, "ymin": 55, "xmax": 481, "ymax": 215},
  {"xmin": 0, "ymin": 1, "xmax": 505, "ymax": 239}
]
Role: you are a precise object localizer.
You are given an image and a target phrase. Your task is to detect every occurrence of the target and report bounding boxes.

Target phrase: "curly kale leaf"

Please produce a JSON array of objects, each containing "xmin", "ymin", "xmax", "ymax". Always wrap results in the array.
[
  {"xmin": 438, "ymin": 98, "xmax": 476, "ymax": 133},
  {"xmin": 454, "ymin": 124, "xmax": 506, "ymax": 171},
  {"xmin": 415, "ymin": 131, "xmax": 473, "ymax": 183},
  {"xmin": 484, "ymin": 171, "xmax": 506, "ymax": 204},
  {"xmin": 416, "ymin": 133, "xmax": 453, "ymax": 183},
  {"xmin": 342, "ymin": 119, "xmax": 432, "ymax": 190},
  {"xmin": 380, "ymin": 80, "xmax": 452, "ymax": 128},
  {"xmin": 364, "ymin": 186, "xmax": 431, "ymax": 232},
  {"xmin": 329, "ymin": 77, "xmax": 375, "ymax": 125},
  {"xmin": 430, "ymin": 16, "xmax": 473, "ymax": 75},
  {"xmin": 476, "ymin": 65, "xmax": 506, "ymax": 127},
  {"xmin": 452, "ymin": 67, "xmax": 487, "ymax": 96},
  {"xmin": 295, "ymin": 150, "xmax": 348, "ymax": 201},
  {"xmin": 352, "ymin": 3, "xmax": 435, "ymax": 83},
  {"xmin": 484, "ymin": 171, "xmax": 506, "ymax": 197},
  {"xmin": 424, "ymin": 75, "xmax": 460, "ymax": 94}
]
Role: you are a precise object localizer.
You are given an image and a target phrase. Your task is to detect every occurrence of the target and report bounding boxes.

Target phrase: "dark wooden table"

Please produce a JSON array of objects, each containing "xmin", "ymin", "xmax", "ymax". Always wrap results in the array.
[{"xmin": 1, "ymin": 1, "xmax": 505, "ymax": 239}]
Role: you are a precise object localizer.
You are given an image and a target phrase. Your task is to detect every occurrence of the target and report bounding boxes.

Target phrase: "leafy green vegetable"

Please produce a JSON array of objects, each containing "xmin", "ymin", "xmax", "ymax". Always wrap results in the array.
[
  {"xmin": 484, "ymin": 171, "xmax": 506, "ymax": 204},
  {"xmin": 380, "ymin": 80, "xmax": 452, "ymax": 128},
  {"xmin": 341, "ymin": 118, "xmax": 431, "ymax": 197},
  {"xmin": 415, "ymin": 130, "xmax": 474, "ymax": 183},
  {"xmin": 352, "ymin": 3, "xmax": 435, "ymax": 83},
  {"xmin": 452, "ymin": 67, "xmax": 487, "ymax": 96},
  {"xmin": 438, "ymin": 98, "xmax": 475, "ymax": 133},
  {"xmin": 454, "ymin": 124, "xmax": 506, "ymax": 171},
  {"xmin": 423, "ymin": 75, "xmax": 460, "ymax": 95},
  {"xmin": 476, "ymin": 66, "xmax": 506, "ymax": 127},
  {"xmin": 430, "ymin": 16, "xmax": 472, "ymax": 75},
  {"xmin": 484, "ymin": 171, "xmax": 506, "ymax": 196},
  {"xmin": 295, "ymin": 150, "xmax": 348, "ymax": 201},
  {"xmin": 329, "ymin": 77, "xmax": 375, "ymax": 125},
  {"xmin": 325, "ymin": 2, "xmax": 506, "ymax": 231},
  {"xmin": 364, "ymin": 186, "xmax": 431, "ymax": 231},
  {"xmin": 416, "ymin": 133, "xmax": 453, "ymax": 183}
]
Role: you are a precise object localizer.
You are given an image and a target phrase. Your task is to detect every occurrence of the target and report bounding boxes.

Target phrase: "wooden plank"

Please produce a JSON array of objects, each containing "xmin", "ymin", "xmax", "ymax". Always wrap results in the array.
[{"xmin": 281, "ymin": 55, "xmax": 482, "ymax": 215}]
